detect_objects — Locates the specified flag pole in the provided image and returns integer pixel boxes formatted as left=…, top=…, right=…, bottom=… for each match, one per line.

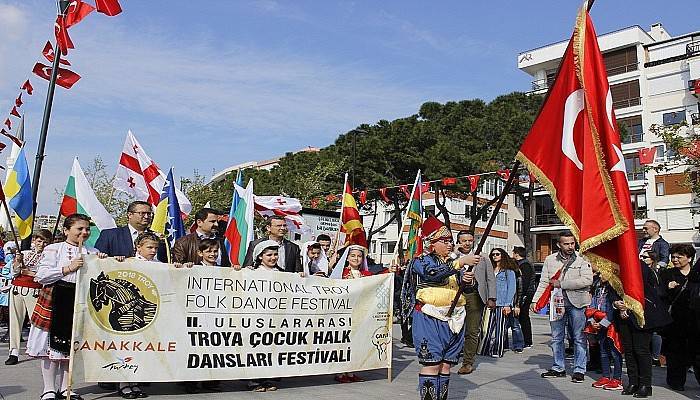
left=330, top=173, right=348, bottom=261
left=389, top=170, right=420, bottom=265
left=0, top=188, right=23, bottom=255
left=447, top=161, right=521, bottom=317
left=24, top=1, right=70, bottom=250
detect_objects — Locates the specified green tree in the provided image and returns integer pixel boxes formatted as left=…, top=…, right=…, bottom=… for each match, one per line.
left=650, top=122, right=700, bottom=205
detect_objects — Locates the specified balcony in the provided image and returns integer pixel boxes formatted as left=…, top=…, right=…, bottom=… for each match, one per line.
left=692, top=113, right=700, bottom=125
left=627, top=170, right=645, bottom=182
left=531, top=79, right=549, bottom=92
left=606, top=62, right=638, bottom=77
left=534, top=213, right=563, bottom=226
left=687, top=41, right=700, bottom=57
left=613, top=97, right=641, bottom=110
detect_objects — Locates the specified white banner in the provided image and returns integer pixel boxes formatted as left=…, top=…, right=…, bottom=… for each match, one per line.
left=71, top=256, right=393, bottom=382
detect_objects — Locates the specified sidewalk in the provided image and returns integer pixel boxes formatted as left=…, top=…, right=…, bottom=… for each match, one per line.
left=0, top=316, right=692, bottom=399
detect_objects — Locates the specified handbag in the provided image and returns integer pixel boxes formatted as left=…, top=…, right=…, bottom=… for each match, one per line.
left=667, top=278, right=688, bottom=315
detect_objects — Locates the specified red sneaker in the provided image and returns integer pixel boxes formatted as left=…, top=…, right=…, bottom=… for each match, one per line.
left=592, top=377, right=611, bottom=388
left=603, top=379, right=623, bottom=391
left=334, top=375, right=353, bottom=383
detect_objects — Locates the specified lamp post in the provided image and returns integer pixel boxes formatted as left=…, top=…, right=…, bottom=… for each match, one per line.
left=350, top=129, right=366, bottom=189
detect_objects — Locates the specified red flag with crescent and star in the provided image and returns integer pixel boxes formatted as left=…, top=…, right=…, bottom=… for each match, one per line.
left=516, top=2, right=645, bottom=325
left=467, top=175, right=480, bottom=192
left=32, top=63, right=81, bottom=89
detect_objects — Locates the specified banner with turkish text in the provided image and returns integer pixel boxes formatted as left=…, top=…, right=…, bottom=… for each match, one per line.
left=71, top=256, right=393, bottom=382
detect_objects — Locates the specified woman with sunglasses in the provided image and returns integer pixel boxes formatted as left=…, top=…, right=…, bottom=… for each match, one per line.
left=477, top=248, right=521, bottom=358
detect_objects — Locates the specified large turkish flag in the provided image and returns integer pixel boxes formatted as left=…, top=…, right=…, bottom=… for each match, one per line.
left=517, top=4, right=645, bottom=325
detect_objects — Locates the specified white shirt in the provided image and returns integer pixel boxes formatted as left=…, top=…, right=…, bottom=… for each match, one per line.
left=128, top=224, right=140, bottom=247
left=35, top=242, right=98, bottom=285
left=273, top=238, right=286, bottom=270
left=639, top=237, right=658, bottom=259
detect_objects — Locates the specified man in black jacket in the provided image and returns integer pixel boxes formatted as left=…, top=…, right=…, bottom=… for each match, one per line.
left=242, top=216, right=302, bottom=272
left=513, top=246, right=536, bottom=348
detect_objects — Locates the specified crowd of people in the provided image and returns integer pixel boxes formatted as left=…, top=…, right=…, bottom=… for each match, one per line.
left=0, top=200, right=698, bottom=400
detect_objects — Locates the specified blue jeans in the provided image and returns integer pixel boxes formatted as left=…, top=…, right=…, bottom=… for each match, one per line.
left=599, top=333, right=622, bottom=379
left=550, top=297, right=587, bottom=373
left=507, top=313, right=525, bottom=351
left=651, top=332, right=662, bottom=360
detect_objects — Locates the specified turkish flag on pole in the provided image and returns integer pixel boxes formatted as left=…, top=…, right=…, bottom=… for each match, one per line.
left=516, top=2, right=645, bottom=324
left=467, top=175, right=480, bottom=192
left=95, top=0, right=122, bottom=16
left=54, top=17, right=74, bottom=55
left=21, top=80, right=33, bottom=95
left=42, top=41, right=71, bottom=66
left=64, top=0, right=95, bottom=28
left=32, top=63, right=81, bottom=89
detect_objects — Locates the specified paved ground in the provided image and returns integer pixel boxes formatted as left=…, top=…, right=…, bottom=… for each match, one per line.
left=0, top=316, right=696, bottom=399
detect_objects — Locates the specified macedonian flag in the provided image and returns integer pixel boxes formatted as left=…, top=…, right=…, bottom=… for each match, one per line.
left=516, top=1, right=644, bottom=325
left=341, top=175, right=368, bottom=249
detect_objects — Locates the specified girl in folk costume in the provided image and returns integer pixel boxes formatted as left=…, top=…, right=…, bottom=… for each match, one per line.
left=27, top=214, right=107, bottom=400
left=402, top=216, right=481, bottom=400
left=247, top=240, right=282, bottom=392
left=478, top=248, right=518, bottom=358
left=329, top=244, right=371, bottom=383
left=5, top=229, right=52, bottom=366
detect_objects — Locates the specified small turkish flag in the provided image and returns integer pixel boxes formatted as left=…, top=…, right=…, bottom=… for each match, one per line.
left=399, top=184, right=410, bottom=200
left=33, top=63, right=81, bottom=89
left=3, top=119, right=10, bottom=130
left=467, top=175, right=480, bottom=192
left=10, top=106, right=20, bottom=118
left=441, top=177, right=457, bottom=186
left=379, top=187, right=391, bottom=203
left=54, top=17, right=74, bottom=55
left=64, top=0, right=95, bottom=28
left=42, top=41, right=71, bottom=66
left=420, top=182, right=430, bottom=194
left=694, top=80, right=700, bottom=95
left=15, top=94, right=22, bottom=108
left=95, top=0, right=122, bottom=16
left=310, top=198, right=319, bottom=208
left=21, top=80, right=33, bottom=95
left=359, top=190, right=367, bottom=205
left=638, top=147, right=656, bottom=165
left=497, top=169, right=511, bottom=181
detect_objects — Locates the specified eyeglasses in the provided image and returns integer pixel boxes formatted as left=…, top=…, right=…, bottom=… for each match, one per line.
left=130, top=211, right=153, bottom=217
left=490, top=253, right=502, bottom=257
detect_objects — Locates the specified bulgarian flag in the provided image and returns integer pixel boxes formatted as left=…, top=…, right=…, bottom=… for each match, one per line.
left=405, top=170, right=423, bottom=260
left=59, top=158, right=117, bottom=246
left=340, top=174, right=368, bottom=248
left=224, top=178, right=254, bottom=266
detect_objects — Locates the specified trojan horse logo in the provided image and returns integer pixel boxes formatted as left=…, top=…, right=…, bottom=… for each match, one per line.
left=89, top=271, right=159, bottom=333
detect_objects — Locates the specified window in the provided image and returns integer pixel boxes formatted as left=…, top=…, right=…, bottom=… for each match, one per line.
left=495, top=211, right=508, bottom=226
left=630, top=191, right=647, bottom=219
left=618, top=115, right=643, bottom=144
left=662, top=110, right=686, bottom=126
left=655, top=145, right=666, bottom=162
left=381, top=241, right=396, bottom=254
left=464, top=204, right=472, bottom=218
left=371, top=241, right=377, bottom=253
left=603, top=47, right=638, bottom=76
left=656, top=182, right=665, bottom=196
left=481, top=209, right=489, bottom=222
left=610, top=80, right=641, bottom=109
left=655, top=173, right=692, bottom=195
left=624, top=154, right=645, bottom=181
left=514, top=220, right=524, bottom=234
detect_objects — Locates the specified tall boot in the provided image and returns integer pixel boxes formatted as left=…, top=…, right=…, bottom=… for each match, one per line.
left=438, top=373, right=450, bottom=400
left=418, top=374, right=439, bottom=400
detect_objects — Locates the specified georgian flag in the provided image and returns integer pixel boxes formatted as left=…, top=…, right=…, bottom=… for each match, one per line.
left=114, top=130, right=192, bottom=215
left=254, top=195, right=310, bottom=234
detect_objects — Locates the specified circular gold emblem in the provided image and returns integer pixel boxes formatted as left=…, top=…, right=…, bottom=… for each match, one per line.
left=88, top=270, right=160, bottom=334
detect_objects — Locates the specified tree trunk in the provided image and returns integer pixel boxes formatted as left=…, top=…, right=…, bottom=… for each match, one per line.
left=434, top=186, right=451, bottom=230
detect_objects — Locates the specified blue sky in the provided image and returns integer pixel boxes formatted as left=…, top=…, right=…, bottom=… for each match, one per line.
left=0, top=0, right=697, bottom=213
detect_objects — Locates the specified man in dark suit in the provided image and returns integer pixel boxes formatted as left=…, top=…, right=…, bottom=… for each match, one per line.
left=95, top=201, right=154, bottom=257
left=243, top=215, right=302, bottom=272
left=172, top=207, right=230, bottom=267
left=512, top=246, right=536, bottom=348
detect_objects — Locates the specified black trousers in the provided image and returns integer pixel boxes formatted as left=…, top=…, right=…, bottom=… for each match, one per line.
left=619, top=321, right=652, bottom=387
left=518, top=301, right=533, bottom=347
left=665, top=349, right=700, bottom=389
